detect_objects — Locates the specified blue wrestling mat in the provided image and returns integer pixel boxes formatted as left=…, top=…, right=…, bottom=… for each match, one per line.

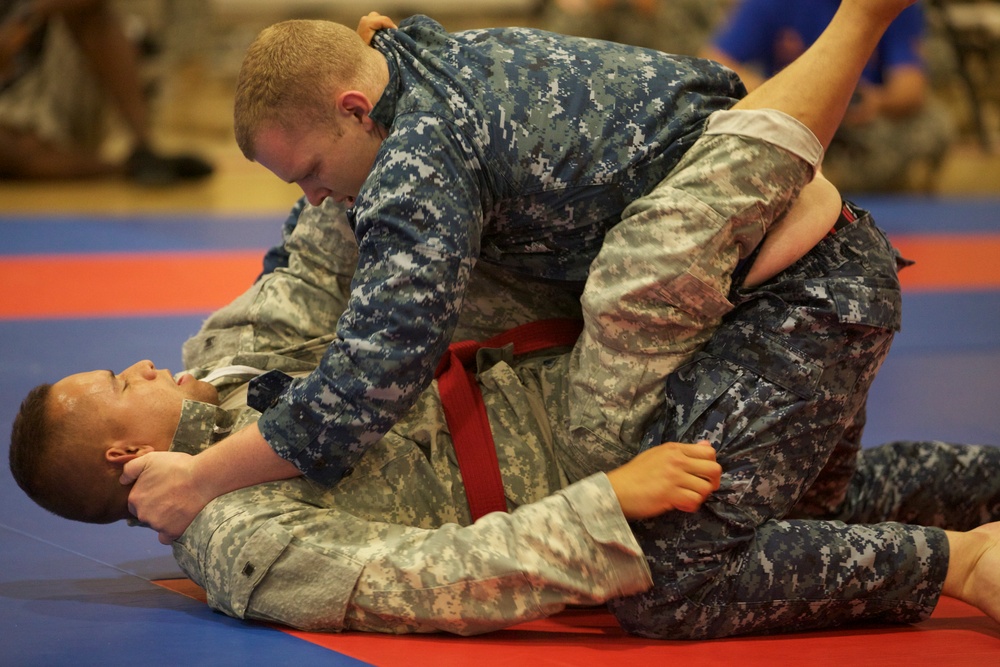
left=2, top=197, right=999, bottom=664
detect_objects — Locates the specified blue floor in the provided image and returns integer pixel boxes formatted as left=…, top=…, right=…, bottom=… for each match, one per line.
left=1, top=215, right=368, bottom=666
left=2, top=196, right=999, bottom=665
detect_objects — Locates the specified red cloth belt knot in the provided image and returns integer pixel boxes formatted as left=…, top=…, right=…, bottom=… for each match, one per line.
left=434, top=318, right=583, bottom=520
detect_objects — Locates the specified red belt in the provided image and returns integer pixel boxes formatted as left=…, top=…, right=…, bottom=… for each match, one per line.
left=434, top=318, right=584, bottom=521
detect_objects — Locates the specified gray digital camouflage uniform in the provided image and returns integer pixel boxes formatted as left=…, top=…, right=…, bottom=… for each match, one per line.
left=173, top=116, right=1000, bottom=637
left=175, top=196, right=651, bottom=636
left=565, top=109, right=821, bottom=477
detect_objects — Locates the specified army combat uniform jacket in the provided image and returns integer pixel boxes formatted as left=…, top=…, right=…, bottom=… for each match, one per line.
left=173, top=198, right=652, bottom=635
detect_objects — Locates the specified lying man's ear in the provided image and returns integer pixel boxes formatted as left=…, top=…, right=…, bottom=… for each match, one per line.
left=105, top=444, right=157, bottom=466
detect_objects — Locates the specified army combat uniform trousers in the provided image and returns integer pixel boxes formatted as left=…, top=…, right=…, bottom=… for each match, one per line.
left=609, top=210, right=1000, bottom=638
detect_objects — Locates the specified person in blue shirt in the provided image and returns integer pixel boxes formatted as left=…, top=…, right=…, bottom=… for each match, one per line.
left=540, top=0, right=728, bottom=57
left=121, top=0, right=923, bottom=545
left=703, top=0, right=954, bottom=192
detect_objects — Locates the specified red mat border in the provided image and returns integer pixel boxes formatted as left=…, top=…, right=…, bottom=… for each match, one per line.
left=153, top=578, right=1000, bottom=666
left=3, top=234, right=999, bottom=320
left=0, top=250, right=263, bottom=320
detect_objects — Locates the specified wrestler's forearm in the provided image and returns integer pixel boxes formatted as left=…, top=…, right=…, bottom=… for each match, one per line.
left=192, top=422, right=301, bottom=498
left=743, top=172, right=842, bottom=288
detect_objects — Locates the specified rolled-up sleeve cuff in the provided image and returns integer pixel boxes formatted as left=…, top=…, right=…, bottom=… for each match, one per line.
left=256, top=402, right=354, bottom=486
left=704, top=108, right=824, bottom=174
left=559, top=473, right=653, bottom=597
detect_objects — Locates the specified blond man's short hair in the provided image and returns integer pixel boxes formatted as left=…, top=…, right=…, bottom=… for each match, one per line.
left=234, top=20, right=379, bottom=159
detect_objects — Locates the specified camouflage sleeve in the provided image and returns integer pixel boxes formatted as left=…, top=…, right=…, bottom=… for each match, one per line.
left=181, top=198, right=359, bottom=373
left=256, top=113, right=484, bottom=485
left=453, top=262, right=583, bottom=341
left=172, top=474, right=652, bottom=635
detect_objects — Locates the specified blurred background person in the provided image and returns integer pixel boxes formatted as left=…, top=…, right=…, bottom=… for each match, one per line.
left=541, top=0, right=730, bottom=56
left=702, top=0, right=955, bottom=193
left=0, top=0, right=212, bottom=183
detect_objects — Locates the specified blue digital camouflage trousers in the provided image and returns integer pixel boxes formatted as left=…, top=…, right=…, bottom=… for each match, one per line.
left=609, top=210, right=1000, bottom=638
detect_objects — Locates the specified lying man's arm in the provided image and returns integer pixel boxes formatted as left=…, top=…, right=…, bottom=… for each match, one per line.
left=173, top=442, right=718, bottom=635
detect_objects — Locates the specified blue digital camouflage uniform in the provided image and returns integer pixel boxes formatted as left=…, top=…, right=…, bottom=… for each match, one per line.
left=605, top=203, right=991, bottom=638
left=173, top=119, right=1000, bottom=637
left=253, top=15, right=746, bottom=486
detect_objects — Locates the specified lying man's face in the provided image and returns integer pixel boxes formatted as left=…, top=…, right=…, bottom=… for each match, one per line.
left=12, top=361, right=221, bottom=524
left=49, top=360, right=219, bottom=453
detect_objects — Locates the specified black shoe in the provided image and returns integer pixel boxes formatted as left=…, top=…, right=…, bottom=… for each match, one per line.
left=126, top=147, right=214, bottom=186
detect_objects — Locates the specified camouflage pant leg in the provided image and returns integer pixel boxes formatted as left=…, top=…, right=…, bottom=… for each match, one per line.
left=617, top=518, right=947, bottom=639
left=788, top=396, right=1000, bottom=527
left=563, top=109, right=821, bottom=481
left=607, top=214, right=951, bottom=638
left=787, top=400, right=869, bottom=517
left=809, top=440, right=1000, bottom=530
